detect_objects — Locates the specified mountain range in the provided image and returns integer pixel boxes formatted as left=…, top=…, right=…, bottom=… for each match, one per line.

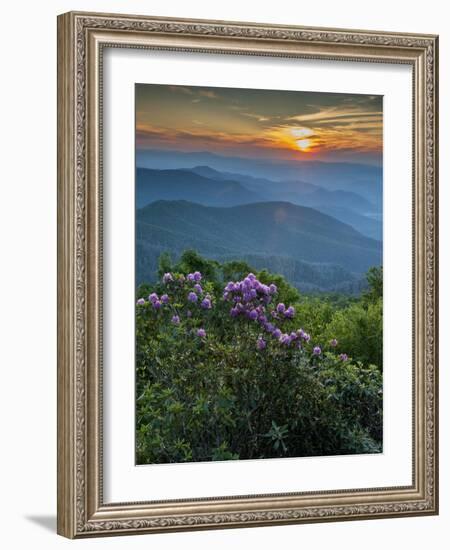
left=136, top=148, right=382, bottom=203
left=136, top=200, right=382, bottom=292
left=136, top=166, right=382, bottom=240
left=136, top=167, right=264, bottom=208
left=134, top=154, right=383, bottom=293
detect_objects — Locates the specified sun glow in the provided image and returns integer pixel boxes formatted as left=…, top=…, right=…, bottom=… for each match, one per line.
left=291, top=127, right=314, bottom=139
left=296, top=139, right=312, bottom=151
left=291, top=127, right=315, bottom=152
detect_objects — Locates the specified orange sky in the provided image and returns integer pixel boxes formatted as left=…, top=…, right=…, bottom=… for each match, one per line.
left=136, top=84, right=383, bottom=165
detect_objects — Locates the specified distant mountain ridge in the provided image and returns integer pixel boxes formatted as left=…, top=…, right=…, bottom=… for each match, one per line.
left=136, top=148, right=382, bottom=180
left=136, top=165, right=382, bottom=240
left=136, top=167, right=264, bottom=208
left=136, top=200, right=382, bottom=289
left=136, top=148, right=382, bottom=202
left=190, top=165, right=322, bottom=196
left=188, top=165, right=376, bottom=211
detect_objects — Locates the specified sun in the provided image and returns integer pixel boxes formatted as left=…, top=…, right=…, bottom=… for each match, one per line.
left=264, top=125, right=317, bottom=155
left=296, top=139, right=312, bottom=152
left=289, top=127, right=315, bottom=152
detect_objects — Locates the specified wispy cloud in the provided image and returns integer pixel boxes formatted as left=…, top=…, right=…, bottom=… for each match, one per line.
left=136, top=84, right=383, bottom=163
left=199, top=89, right=220, bottom=99
left=288, top=105, right=382, bottom=126
left=167, top=85, right=195, bottom=96
left=136, top=116, right=381, bottom=161
left=240, top=112, right=272, bottom=122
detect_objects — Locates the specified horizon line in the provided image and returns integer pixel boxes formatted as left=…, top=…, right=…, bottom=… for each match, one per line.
left=136, top=146, right=383, bottom=169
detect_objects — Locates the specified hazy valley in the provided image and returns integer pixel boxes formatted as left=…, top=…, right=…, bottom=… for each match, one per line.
left=135, top=152, right=383, bottom=294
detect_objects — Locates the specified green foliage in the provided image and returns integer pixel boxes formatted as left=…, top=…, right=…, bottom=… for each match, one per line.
left=293, top=296, right=336, bottom=337
left=256, top=269, right=300, bottom=305
left=222, top=259, right=255, bottom=283
left=323, top=301, right=383, bottom=369
left=170, top=249, right=221, bottom=285
left=157, top=251, right=173, bottom=277
left=136, top=252, right=383, bottom=464
left=293, top=267, right=383, bottom=369
left=362, top=266, right=383, bottom=304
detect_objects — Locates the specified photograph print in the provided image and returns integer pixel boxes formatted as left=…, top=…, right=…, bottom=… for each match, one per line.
left=135, top=83, right=383, bottom=465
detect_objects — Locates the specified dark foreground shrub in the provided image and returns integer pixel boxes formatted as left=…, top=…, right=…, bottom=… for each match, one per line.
left=136, top=266, right=382, bottom=463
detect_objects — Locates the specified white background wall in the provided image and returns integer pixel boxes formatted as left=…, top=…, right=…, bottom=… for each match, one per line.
left=0, top=1, right=447, bottom=548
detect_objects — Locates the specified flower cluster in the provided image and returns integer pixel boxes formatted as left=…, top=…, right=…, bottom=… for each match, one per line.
left=162, top=270, right=213, bottom=311
left=137, top=270, right=348, bottom=361
left=136, top=291, right=171, bottom=310
left=223, top=273, right=316, bottom=350
left=187, top=271, right=202, bottom=282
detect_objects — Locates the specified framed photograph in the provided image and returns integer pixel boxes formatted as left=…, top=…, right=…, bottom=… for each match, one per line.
left=57, top=11, right=439, bottom=538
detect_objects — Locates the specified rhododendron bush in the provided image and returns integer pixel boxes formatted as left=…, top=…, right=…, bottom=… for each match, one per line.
left=136, top=251, right=382, bottom=464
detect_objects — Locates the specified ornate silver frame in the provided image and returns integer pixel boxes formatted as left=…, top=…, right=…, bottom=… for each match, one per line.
left=57, top=11, right=439, bottom=538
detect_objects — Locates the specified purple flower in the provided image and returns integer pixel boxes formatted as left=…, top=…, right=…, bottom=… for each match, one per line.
left=187, top=273, right=195, bottom=281
left=136, top=298, right=145, bottom=306
left=330, top=338, right=338, bottom=347
left=265, top=322, right=275, bottom=333
left=248, top=309, right=258, bottom=321
left=280, top=333, right=291, bottom=346
left=313, top=346, right=321, bottom=355
left=188, top=292, right=198, bottom=303
left=247, top=273, right=256, bottom=280
left=290, top=332, right=298, bottom=341
left=302, top=332, right=311, bottom=342
left=171, top=315, right=180, bottom=325
left=193, top=271, right=202, bottom=282
left=285, top=306, right=295, bottom=318
left=225, top=282, right=235, bottom=292
left=243, top=277, right=252, bottom=290
left=269, top=283, right=277, bottom=294
left=230, top=307, right=239, bottom=318
left=160, top=294, right=169, bottom=304
left=276, top=303, right=286, bottom=314
left=153, top=300, right=162, bottom=310
left=256, top=337, right=266, bottom=350
left=162, top=272, right=173, bottom=284
left=339, top=353, right=348, bottom=362
left=194, top=283, right=203, bottom=294
left=201, top=298, right=212, bottom=309
left=249, top=288, right=257, bottom=299
left=273, top=328, right=282, bottom=339
left=197, top=328, right=206, bottom=338
left=148, top=292, right=159, bottom=303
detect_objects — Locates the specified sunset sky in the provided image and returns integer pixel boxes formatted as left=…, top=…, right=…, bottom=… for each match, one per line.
left=136, top=84, right=383, bottom=165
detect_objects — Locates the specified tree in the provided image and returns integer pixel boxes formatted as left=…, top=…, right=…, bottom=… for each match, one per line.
left=363, top=266, right=383, bottom=304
